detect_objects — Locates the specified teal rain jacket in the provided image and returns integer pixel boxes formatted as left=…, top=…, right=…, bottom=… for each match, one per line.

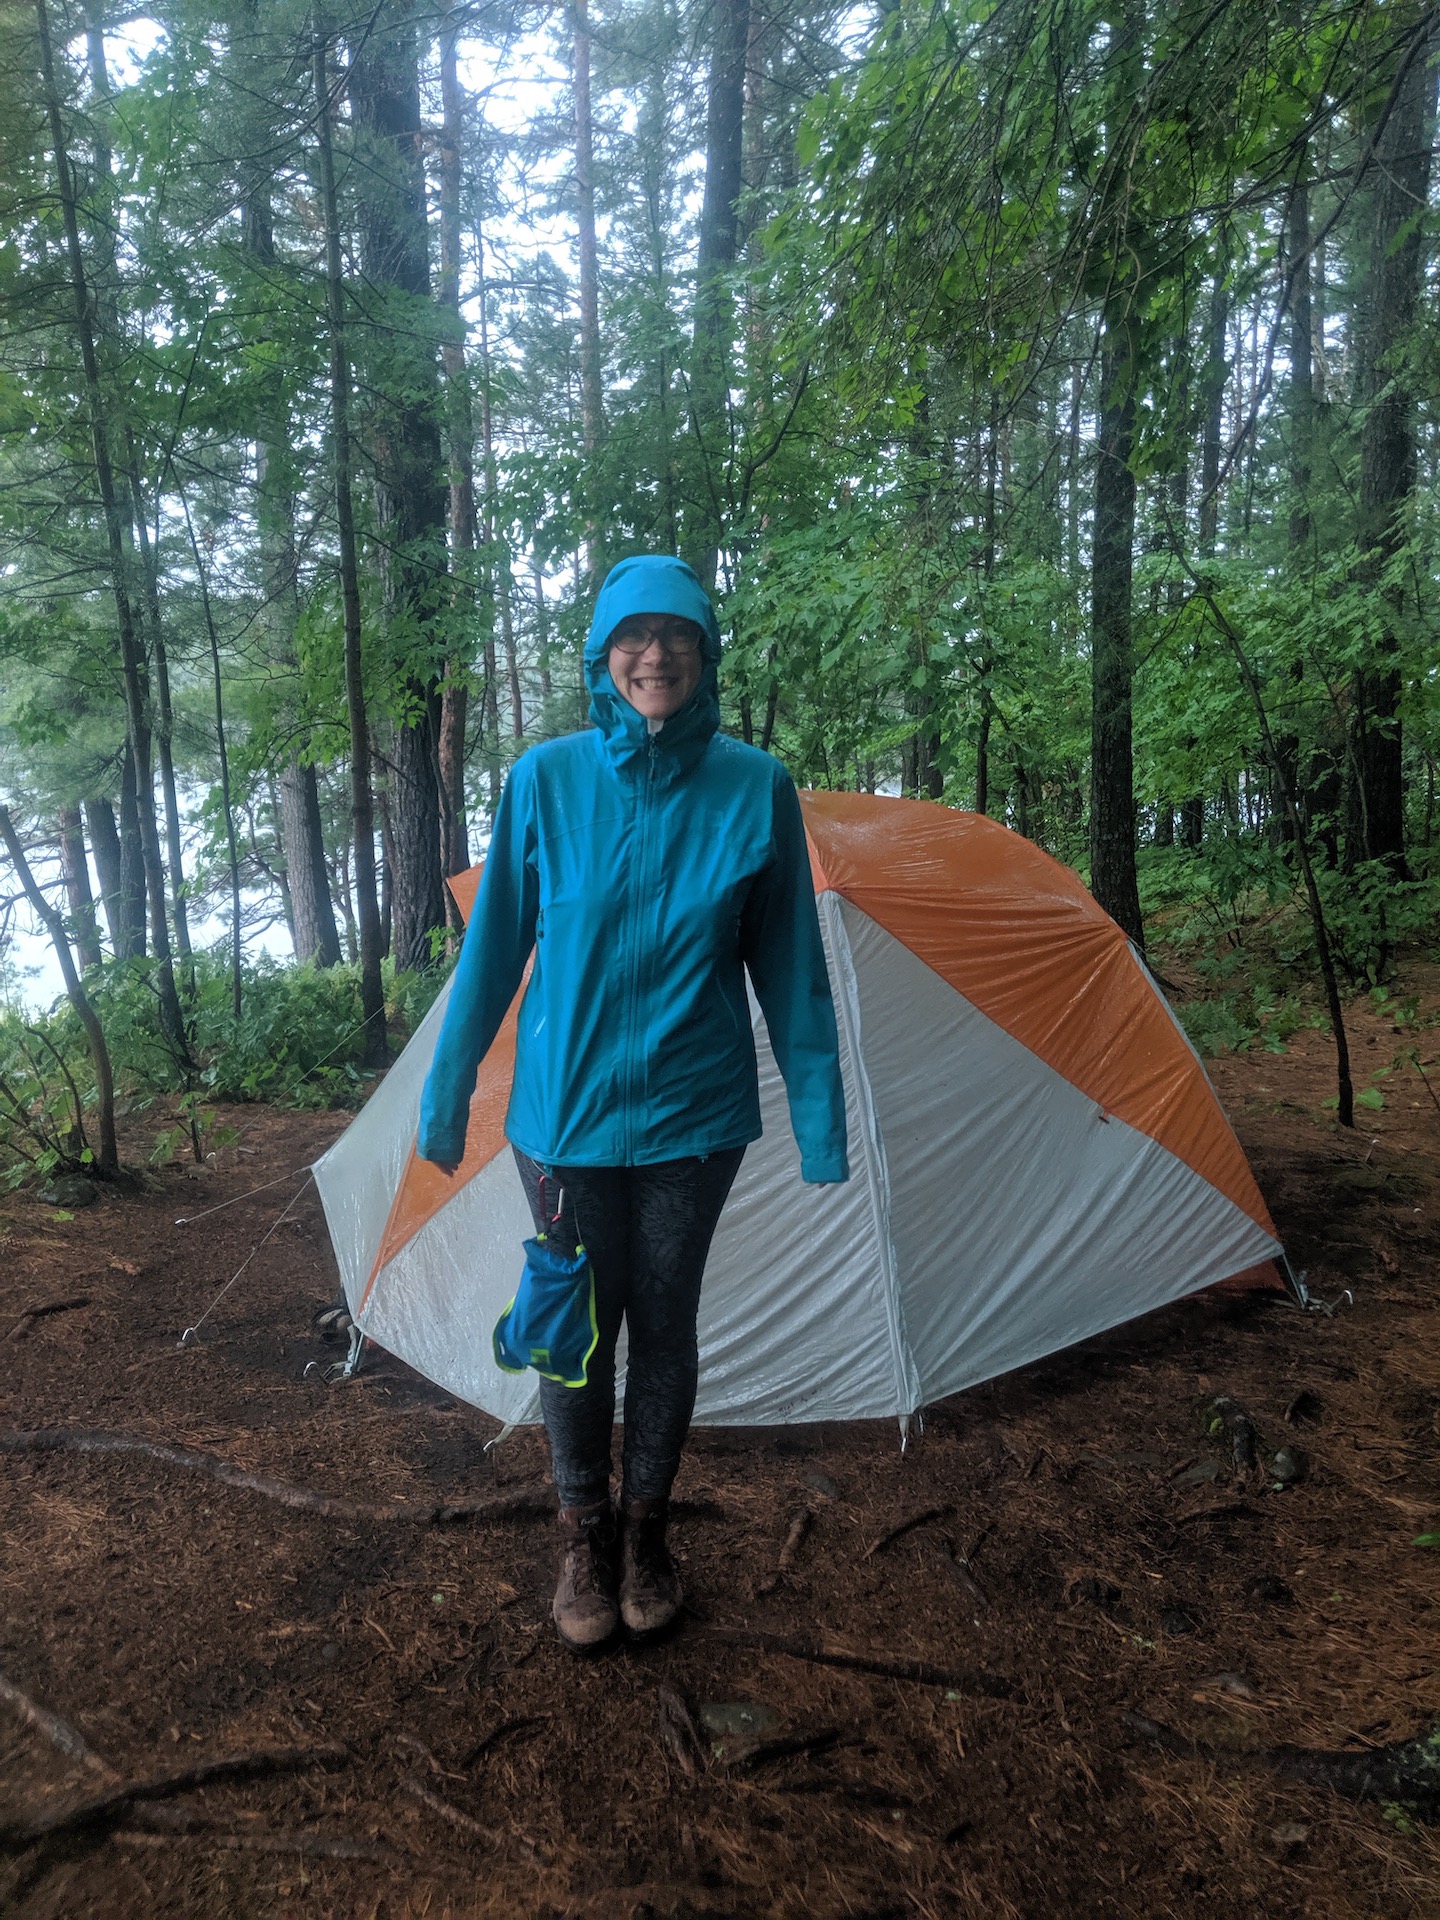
left=417, top=555, right=849, bottom=1183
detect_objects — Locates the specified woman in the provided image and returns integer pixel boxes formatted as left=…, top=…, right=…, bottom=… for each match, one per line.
left=418, top=554, right=848, bottom=1649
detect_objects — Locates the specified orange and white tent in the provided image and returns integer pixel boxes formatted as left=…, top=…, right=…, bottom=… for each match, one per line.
left=314, top=791, right=1284, bottom=1428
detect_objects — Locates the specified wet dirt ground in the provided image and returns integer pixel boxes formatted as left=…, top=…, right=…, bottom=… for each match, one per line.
left=1, top=976, right=1438, bottom=1918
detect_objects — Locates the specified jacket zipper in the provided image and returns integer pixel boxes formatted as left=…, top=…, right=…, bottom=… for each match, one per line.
left=622, top=738, right=658, bottom=1163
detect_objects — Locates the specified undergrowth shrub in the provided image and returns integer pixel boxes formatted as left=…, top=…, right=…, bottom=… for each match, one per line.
left=0, top=947, right=451, bottom=1181
left=1140, top=838, right=1440, bottom=1059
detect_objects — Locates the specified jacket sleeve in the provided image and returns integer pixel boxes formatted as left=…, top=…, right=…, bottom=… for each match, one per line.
left=417, top=760, right=538, bottom=1165
left=740, top=770, right=850, bottom=1184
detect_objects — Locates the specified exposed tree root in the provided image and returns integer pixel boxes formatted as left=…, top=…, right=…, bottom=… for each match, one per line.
left=0, top=1428, right=548, bottom=1526
left=702, top=1625, right=1017, bottom=1699
left=0, top=1743, right=350, bottom=1850
left=863, top=1504, right=951, bottom=1559
left=7, top=1297, right=91, bottom=1343
left=116, top=1807, right=396, bottom=1861
left=398, top=1773, right=489, bottom=1840
left=0, top=1672, right=118, bottom=1781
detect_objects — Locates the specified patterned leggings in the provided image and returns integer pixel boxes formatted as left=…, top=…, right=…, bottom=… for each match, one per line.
left=512, top=1146, right=745, bottom=1509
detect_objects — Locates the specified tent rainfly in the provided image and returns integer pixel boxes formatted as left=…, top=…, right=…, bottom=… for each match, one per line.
left=314, top=791, right=1286, bottom=1429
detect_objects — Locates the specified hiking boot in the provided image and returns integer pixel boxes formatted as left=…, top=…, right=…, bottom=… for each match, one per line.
left=552, top=1499, right=619, bottom=1651
left=620, top=1495, right=682, bottom=1635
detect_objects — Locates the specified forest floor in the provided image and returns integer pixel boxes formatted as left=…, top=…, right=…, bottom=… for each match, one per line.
left=1, top=967, right=1439, bottom=1920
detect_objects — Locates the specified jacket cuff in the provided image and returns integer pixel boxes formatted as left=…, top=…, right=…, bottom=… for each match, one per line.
left=801, top=1149, right=849, bottom=1185
left=417, top=1130, right=465, bottom=1166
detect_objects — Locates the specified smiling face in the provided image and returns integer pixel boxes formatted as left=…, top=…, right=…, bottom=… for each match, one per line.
left=607, top=615, right=705, bottom=723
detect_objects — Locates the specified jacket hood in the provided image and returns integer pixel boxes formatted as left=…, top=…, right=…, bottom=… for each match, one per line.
left=585, top=555, right=721, bottom=774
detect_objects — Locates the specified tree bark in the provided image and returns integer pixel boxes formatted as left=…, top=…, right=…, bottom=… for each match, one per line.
left=35, top=0, right=189, bottom=1059
left=116, top=740, right=146, bottom=958
left=1276, top=171, right=1314, bottom=848
left=313, top=22, right=386, bottom=1064
left=686, top=0, right=751, bottom=588
left=1089, top=312, right=1144, bottom=947
left=239, top=19, right=343, bottom=970
left=438, top=13, right=474, bottom=895
left=1347, top=12, right=1434, bottom=877
left=58, top=809, right=103, bottom=972
left=348, top=0, right=449, bottom=975
left=574, top=0, right=604, bottom=582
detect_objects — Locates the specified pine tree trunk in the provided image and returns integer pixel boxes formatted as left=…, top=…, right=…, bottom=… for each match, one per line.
left=58, top=808, right=103, bottom=972
left=35, top=0, right=188, bottom=1058
left=574, top=0, right=604, bottom=582
left=116, top=744, right=147, bottom=959
left=1347, top=13, right=1434, bottom=877
left=347, top=0, right=448, bottom=977
left=240, top=38, right=343, bottom=969
left=1276, top=172, right=1314, bottom=848
left=314, top=21, right=386, bottom=1063
left=687, top=0, right=751, bottom=587
left=438, top=14, right=474, bottom=893
left=1089, top=312, right=1144, bottom=947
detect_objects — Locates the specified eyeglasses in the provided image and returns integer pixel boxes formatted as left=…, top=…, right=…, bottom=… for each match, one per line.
left=610, top=621, right=702, bottom=657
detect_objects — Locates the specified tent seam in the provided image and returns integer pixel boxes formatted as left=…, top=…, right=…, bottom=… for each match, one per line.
left=820, top=892, right=921, bottom=1420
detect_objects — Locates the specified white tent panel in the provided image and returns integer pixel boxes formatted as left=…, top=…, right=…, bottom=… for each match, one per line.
left=836, top=901, right=1281, bottom=1402
left=358, top=1147, right=540, bottom=1425
left=313, top=978, right=457, bottom=1299
left=690, top=901, right=912, bottom=1423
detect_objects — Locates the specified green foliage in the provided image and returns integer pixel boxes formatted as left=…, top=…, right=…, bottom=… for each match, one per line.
left=0, top=950, right=448, bottom=1180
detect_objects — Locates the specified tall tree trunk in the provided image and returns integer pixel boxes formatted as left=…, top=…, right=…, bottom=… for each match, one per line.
left=574, top=0, right=604, bottom=582
left=1089, top=310, right=1143, bottom=946
left=86, top=18, right=192, bottom=969
left=116, top=741, right=147, bottom=957
left=37, top=0, right=188, bottom=1057
left=125, top=450, right=192, bottom=964
left=58, top=809, right=103, bottom=972
left=1180, top=273, right=1230, bottom=852
left=1275, top=172, right=1315, bottom=849
left=238, top=15, right=343, bottom=969
left=474, top=218, right=503, bottom=817
left=85, top=797, right=127, bottom=959
left=438, top=13, right=474, bottom=892
left=348, top=0, right=449, bottom=976
left=686, top=0, right=750, bottom=587
left=1347, top=13, right=1433, bottom=877
left=314, top=21, right=386, bottom=1063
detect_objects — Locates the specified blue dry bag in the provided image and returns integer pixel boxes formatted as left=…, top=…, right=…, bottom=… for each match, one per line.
left=493, top=1215, right=599, bottom=1389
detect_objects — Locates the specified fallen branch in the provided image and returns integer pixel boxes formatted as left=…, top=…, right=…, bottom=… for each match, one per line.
left=757, top=1508, right=812, bottom=1595
left=398, top=1773, right=488, bottom=1840
left=863, top=1504, right=950, bottom=1560
left=654, top=1685, right=706, bottom=1778
left=459, top=1715, right=548, bottom=1770
left=716, top=1727, right=840, bottom=1773
left=1173, top=1501, right=1258, bottom=1526
left=0, top=1428, right=548, bottom=1527
left=941, top=1544, right=988, bottom=1613
left=116, top=1806, right=395, bottom=1861
left=7, top=1296, right=91, bottom=1343
left=0, top=1743, right=349, bottom=1850
left=701, top=1625, right=1017, bottom=1700
left=1125, top=1711, right=1440, bottom=1816
left=0, top=1671, right=118, bottom=1781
